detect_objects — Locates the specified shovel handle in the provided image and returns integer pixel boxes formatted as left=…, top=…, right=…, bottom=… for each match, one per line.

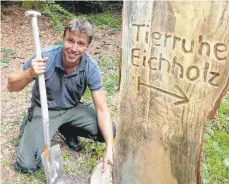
left=27, top=12, right=51, bottom=149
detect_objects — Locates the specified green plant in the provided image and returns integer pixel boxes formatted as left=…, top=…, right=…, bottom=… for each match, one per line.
left=218, top=94, right=229, bottom=132
left=42, top=2, right=121, bottom=32
left=52, top=39, right=63, bottom=45
left=11, top=137, right=20, bottom=147
left=81, top=87, right=92, bottom=103
left=80, top=138, right=106, bottom=173
left=219, top=94, right=229, bottom=115
left=99, top=56, right=120, bottom=94
left=202, top=93, right=229, bottom=183
left=62, top=138, right=106, bottom=177
left=63, top=150, right=71, bottom=161
left=1, top=158, right=10, bottom=168
left=103, top=74, right=119, bottom=94
left=25, top=168, right=46, bottom=183
left=0, top=47, right=16, bottom=63
left=11, top=167, right=46, bottom=184
left=202, top=132, right=229, bottom=183
left=42, top=2, right=74, bottom=32
left=77, top=12, right=121, bottom=30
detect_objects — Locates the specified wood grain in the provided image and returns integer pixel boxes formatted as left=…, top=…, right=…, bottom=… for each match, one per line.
left=114, top=1, right=229, bottom=184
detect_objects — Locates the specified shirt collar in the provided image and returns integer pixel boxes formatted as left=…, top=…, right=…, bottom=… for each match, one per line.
left=77, top=54, right=87, bottom=72
left=55, top=46, right=87, bottom=74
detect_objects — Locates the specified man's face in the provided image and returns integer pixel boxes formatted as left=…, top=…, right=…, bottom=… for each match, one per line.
left=62, top=30, right=89, bottom=67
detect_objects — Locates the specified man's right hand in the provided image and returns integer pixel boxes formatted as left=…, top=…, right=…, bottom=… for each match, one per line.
left=29, top=57, right=49, bottom=78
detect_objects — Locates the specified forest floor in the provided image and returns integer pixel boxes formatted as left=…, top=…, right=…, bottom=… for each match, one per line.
left=1, top=4, right=121, bottom=184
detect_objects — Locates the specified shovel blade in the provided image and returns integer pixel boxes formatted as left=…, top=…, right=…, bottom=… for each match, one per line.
left=41, top=144, right=64, bottom=184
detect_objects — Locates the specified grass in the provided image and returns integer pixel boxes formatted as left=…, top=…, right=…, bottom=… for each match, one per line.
left=99, top=55, right=120, bottom=95
left=0, top=47, right=16, bottom=63
left=77, top=138, right=106, bottom=174
left=202, top=93, right=229, bottom=184
left=77, top=12, right=121, bottom=30
left=59, top=138, right=106, bottom=179
left=12, top=169, right=46, bottom=184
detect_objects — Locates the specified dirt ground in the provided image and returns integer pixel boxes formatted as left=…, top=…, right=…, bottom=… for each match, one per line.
left=1, top=5, right=121, bottom=184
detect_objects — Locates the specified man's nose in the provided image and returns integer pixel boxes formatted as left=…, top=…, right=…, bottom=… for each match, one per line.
left=70, top=43, right=79, bottom=51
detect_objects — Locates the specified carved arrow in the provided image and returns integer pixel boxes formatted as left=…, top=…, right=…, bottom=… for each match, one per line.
left=137, top=77, right=189, bottom=106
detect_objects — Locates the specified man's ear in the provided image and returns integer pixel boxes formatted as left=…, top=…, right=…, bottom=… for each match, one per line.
left=86, top=41, right=90, bottom=50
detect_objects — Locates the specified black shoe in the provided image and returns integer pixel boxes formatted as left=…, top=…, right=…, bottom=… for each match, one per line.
left=66, top=137, right=83, bottom=152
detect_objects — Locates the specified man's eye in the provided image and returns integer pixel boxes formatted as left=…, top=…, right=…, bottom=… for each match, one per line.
left=78, top=42, right=85, bottom=46
left=67, top=39, right=74, bottom=43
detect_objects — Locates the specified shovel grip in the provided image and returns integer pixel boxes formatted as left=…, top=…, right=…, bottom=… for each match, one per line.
left=30, top=15, right=51, bottom=148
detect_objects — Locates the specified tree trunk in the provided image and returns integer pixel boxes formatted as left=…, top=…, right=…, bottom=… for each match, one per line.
left=208, top=76, right=229, bottom=119
left=114, top=1, right=229, bottom=184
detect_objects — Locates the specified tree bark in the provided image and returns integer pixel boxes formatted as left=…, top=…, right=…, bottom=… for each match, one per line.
left=208, top=76, right=229, bottom=119
left=114, top=1, right=229, bottom=184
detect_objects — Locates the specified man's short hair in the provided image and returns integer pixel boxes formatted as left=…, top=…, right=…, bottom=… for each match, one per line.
left=63, top=19, right=93, bottom=45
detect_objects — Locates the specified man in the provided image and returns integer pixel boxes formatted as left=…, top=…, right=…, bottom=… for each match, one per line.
left=7, top=19, right=114, bottom=173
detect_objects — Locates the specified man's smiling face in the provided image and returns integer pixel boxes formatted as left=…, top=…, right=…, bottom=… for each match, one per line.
left=62, top=30, right=89, bottom=68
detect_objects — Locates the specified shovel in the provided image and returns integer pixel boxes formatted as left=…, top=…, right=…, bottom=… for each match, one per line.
left=25, top=10, right=64, bottom=184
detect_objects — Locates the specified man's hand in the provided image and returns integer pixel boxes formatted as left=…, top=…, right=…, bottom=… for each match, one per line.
left=8, top=56, right=48, bottom=92
left=29, top=57, right=49, bottom=78
left=102, top=148, right=113, bottom=173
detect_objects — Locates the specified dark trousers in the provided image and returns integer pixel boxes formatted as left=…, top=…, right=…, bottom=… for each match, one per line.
left=16, top=103, right=115, bottom=173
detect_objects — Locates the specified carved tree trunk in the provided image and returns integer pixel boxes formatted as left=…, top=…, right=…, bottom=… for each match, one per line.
left=208, top=76, right=229, bottom=119
left=114, top=1, right=229, bottom=184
